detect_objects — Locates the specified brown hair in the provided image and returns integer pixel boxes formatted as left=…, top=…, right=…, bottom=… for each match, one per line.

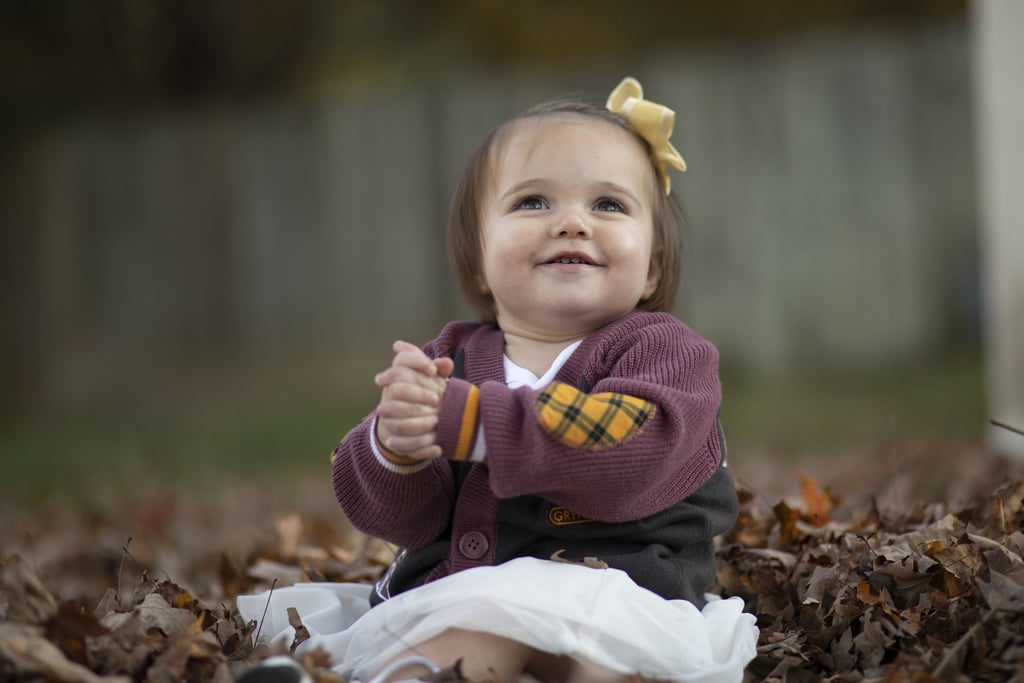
left=446, top=98, right=685, bottom=323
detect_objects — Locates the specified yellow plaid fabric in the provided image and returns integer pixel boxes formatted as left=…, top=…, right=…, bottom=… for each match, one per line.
left=535, top=382, right=655, bottom=450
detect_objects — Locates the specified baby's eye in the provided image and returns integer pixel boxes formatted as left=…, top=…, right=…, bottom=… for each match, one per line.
left=513, top=196, right=548, bottom=211
left=593, top=198, right=625, bottom=213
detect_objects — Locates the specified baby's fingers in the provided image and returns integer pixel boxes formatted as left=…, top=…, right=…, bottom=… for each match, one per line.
left=377, top=398, right=438, bottom=419
left=384, top=441, right=443, bottom=461
left=391, top=340, right=437, bottom=376
left=378, top=413, right=439, bottom=437
left=434, top=356, right=455, bottom=379
left=377, top=417, right=443, bottom=460
left=376, top=377, right=442, bottom=406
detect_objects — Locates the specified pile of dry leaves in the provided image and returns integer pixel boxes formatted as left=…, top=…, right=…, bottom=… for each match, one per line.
left=0, top=516, right=396, bottom=683
left=2, top=442, right=1024, bottom=682
left=718, top=474, right=1024, bottom=681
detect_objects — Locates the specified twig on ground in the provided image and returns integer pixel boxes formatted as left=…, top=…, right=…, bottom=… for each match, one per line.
left=117, top=537, right=135, bottom=609
left=252, top=578, right=278, bottom=651
left=991, top=419, right=1024, bottom=437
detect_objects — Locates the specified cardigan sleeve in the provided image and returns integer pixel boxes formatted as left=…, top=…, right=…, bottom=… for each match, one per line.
left=330, top=330, right=467, bottom=550
left=433, top=316, right=723, bottom=523
left=330, top=417, right=455, bottom=549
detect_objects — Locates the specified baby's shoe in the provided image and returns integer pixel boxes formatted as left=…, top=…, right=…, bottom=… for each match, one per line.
left=236, top=655, right=312, bottom=683
left=237, top=653, right=442, bottom=683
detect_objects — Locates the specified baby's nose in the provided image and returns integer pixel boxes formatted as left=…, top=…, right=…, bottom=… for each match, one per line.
left=552, top=210, right=592, bottom=238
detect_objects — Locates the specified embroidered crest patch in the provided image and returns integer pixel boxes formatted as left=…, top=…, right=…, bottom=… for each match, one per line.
left=547, top=506, right=594, bottom=526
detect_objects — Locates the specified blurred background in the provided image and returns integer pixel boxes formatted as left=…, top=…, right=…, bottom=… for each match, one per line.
left=1, top=0, right=1020, bottom=513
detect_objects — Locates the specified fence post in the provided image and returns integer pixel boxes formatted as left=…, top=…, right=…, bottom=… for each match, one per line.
left=974, top=0, right=1024, bottom=458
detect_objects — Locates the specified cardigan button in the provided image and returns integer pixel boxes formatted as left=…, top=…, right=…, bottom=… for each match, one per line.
left=457, top=531, right=489, bottom=559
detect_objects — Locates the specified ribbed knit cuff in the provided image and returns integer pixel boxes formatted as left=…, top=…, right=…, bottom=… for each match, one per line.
left=436, top=378, right=485, bottom=462
left=369, top=415, right=432, bottom=474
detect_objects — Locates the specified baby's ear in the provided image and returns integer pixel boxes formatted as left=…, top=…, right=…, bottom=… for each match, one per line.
left=476, top=274, right=491, bottom=296
left=642, top=259, right=660, bottom=300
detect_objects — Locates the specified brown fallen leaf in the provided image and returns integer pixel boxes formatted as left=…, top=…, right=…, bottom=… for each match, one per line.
left=99, top=592, right=197, bottom=638
left=247, top=558, right=307, bottom=587
left=299, top=647, right=347, bottom=683
left=1, top=554, right=59, bottom=624
left=549, top=548, right=609, bottom=569
left=772, top=499, right=803, bottom=547
left=976, top=546, right=1024, bottom=614
left=798, top=564, right=838, bottom=606
left=278, top=514, right=304, bottom=561
left=0, top=622, right=131, bottom=683
left=287, top=606, right=311, bottom=653
left=146, top=622, right=233, bottom=683
left=798, top=474, right=838, bottom=527
left=45, top=601, right=110, bottom=667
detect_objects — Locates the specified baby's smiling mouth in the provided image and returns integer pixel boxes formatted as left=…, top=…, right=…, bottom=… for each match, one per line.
left=543, top=252, right=598, bottom=266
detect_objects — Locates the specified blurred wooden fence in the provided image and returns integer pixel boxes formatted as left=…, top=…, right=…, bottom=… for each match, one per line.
left=2, top=20, right=977, bottom=408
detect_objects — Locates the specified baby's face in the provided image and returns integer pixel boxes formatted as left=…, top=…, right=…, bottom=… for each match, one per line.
left=478, top=114, right=659, bottom=340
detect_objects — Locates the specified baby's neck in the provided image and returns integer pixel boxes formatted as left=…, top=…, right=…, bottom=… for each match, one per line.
left=502, top=332, right=584, bottom=378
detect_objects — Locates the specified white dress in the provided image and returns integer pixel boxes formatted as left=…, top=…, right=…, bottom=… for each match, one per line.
left=237, top=557, right=757, bottom=682
left=236, top=345, right=758, bottom=681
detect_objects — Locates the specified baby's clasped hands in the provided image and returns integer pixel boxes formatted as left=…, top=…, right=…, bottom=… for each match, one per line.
left=373, top=340, right=454, bottom=460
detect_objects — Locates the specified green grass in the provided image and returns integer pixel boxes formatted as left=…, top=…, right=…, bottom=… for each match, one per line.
left=0, top=399, right=373, bottom=509
left=1, top=353, right=985, bottom=508
left=720, top=352, right=985, bottom=455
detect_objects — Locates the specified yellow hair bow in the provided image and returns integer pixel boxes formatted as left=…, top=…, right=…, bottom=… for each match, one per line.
left=606, top=76, right=686, bottom=195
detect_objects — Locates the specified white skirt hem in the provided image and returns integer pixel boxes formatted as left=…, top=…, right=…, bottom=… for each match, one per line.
left=236, top=557, right=757, bottom=682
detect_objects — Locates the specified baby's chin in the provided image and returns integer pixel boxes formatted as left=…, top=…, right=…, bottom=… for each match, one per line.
left=503, top=305, right=637, bottom=338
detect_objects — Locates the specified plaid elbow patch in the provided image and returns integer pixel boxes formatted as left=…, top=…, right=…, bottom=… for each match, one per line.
left=535, top=382, right=654, bottom=450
